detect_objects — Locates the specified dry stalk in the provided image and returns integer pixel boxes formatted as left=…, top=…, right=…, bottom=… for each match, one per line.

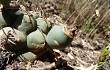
left=64, top=0, right=87, bottom=25
left=84, top=11, right=109, bottom=41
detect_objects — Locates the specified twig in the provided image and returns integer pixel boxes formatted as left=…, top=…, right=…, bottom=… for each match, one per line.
left=99, top=26, right=110, bottom=35
left=76, top=56, right=90, bottom=66
left=92, top=15, right=109, bottom=36
left=64, top=0, right=87, bottom=25
left=84, top=11, right=109, bottom=41
left=73, top=1, right=90, bottom=24
left=36, top=1, right=50, bottom=27
left=31, top=62, right=55, bottom=70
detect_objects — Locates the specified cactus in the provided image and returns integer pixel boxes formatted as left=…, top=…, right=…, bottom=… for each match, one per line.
left=16, top=50, right=37, bottom=62
left=0, top=1, right=74, bottom=62
left=12, top=13, right=37, bottom=35
left=0, top=27, right=27, bottom=51
left=46, top=25, right=73, bottom=50
left=36, top=17, right=52, bottom=34
left=27, top=29, right=46, bottom=53
left=0, top=12, right=8, bottom=28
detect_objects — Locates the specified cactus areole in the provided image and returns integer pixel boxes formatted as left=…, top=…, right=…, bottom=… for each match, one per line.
left=46, top=25, right=73, bottom=50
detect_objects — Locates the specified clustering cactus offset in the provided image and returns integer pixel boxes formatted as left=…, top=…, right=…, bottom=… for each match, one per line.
left=36, top=17, right=52, bottom=34
left=0, top=0, right=74, bottom=62
left=46, top=25, right=73, bottom=50
left=16, top=50, right=37, bottom=62
left=27, top=28, right=46, bottom=53
left=13, top=13, right=37, bottom=35
left=0, top=27, right=27, bottom=51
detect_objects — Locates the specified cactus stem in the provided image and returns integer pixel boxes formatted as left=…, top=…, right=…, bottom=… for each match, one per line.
left=28, top=11, right=37, bottom=26
left=25, top=11, right=37, bottom=30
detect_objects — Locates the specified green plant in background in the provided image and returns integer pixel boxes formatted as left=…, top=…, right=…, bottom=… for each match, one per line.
left=97, top=44, right=110, bottom=69
left=81, top=17, right=94, bottom=33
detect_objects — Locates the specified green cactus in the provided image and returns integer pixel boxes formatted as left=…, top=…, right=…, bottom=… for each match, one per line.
left=12, top=14, right=37, bottom=35
left=0, top=12, right=8, bottom=28
left=27, top=29, right=46, bottom=53
left=16, top=50, right=37, bottom=62
left=36, top=17, right=52, bottom=34
left=46, top=25, right=73, bottom=50
left=0, top=0, right=11, bottom=7
left=0, top=27, right=27, bottom=51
